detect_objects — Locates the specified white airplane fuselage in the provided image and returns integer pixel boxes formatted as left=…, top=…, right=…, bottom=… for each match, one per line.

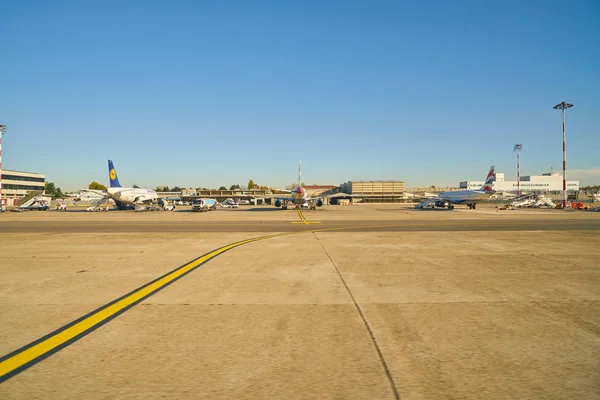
left=438, top=190, right=492, bottom=204
left=107, top=187, right=158, bottom=204
left=415, top=166, right=496, bottom=210
left=290, top=186, right=308, bottom=205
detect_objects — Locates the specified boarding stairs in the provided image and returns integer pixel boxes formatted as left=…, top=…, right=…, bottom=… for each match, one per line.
left=18, top=195, right=51, bottom=209
left=534, top=195, right=556, bottom=208
left=509, top=193, right=556, bottom=209
left=414, top=198, right=436, bottom=209
left=87, top=198, right=111, bottom=211
left=17, top=191, right=43, bottom=207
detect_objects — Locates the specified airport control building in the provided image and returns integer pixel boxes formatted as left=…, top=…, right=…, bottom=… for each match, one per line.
left=0, top=169, right=46, bottom=206
left=460, top=171, right=579, bottom=192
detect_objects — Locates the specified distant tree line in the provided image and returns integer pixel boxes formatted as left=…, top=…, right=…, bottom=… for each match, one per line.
left=85, top=180, right=294, bottom=194
left=154, top=186, right=183, bottom=192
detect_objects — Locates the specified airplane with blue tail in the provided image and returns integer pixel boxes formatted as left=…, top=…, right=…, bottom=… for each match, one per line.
left=83, top=160, right=160, bottom=210
left=106, top=160, right=159, bottom=207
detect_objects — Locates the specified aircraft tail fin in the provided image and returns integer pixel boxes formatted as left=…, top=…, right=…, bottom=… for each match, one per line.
left=108, top=160, right=122, bottom=188
left=479, top=166, right=495, bottom=192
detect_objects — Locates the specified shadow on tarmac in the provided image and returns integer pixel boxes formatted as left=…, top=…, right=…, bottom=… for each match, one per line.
left=247, top=207, right=285, bottom=212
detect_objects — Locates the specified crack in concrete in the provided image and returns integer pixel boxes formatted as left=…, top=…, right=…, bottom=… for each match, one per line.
left=313, top=232, right=401, bottom=400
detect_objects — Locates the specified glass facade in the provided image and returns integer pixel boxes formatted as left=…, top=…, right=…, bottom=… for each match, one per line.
left=3, top=184, right=45, bottom=191
left=1, top=174, right=45, bottom=183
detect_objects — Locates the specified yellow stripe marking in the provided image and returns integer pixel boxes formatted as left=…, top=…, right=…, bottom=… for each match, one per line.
left=293, top=208, right=321, bottom=224
left=0, top=233, right=288, bottom=382
left=0, top=222, right=402, bottom=381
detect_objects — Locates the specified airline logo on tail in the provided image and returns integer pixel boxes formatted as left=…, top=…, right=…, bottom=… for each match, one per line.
left=108, top=160, right=122, bottom=188
left=481, top=166, right=495, bottom=192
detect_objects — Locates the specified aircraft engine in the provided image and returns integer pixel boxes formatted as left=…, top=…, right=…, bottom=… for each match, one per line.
left=434, top=200, right=447, bottom=208
left=316, top=199, right=323, bottom=207
left=115, top=200, right=128, bottom=210
left=275, top=199, right=282, bottom=208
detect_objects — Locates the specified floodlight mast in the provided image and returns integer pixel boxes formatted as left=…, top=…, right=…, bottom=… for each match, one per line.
left=553, top=102, right=573, bottom=209
left=0, top=124, right=6, bottom=207
left=513, top=144, right=523, bottom=196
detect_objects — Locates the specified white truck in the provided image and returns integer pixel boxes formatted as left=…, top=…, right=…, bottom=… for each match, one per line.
left=191, top=198, right=218, bottom=212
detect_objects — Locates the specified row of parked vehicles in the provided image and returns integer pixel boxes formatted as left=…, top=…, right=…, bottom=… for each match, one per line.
left=191, top=198, right=244, bottom=212
left=5, top=196, right=252, bottom=213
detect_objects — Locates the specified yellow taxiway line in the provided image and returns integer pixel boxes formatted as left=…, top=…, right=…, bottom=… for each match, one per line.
left=0, top=220, right=403, bottom=383
left=291, top=208, right=321, bottom=224
left=0, top=232, right=289, bottom=383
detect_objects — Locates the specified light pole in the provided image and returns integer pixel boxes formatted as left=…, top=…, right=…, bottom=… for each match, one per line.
left=0, top=124, right=6, bottom=207
left=513, top=144, right=523, bottom=196
left=553, top=102, right=573, bottom=209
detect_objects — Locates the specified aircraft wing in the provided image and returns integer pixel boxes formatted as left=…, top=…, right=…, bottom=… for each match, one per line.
left=80, top=189, right=107, bottom=196
left=74, top=189, right=109, bottom=200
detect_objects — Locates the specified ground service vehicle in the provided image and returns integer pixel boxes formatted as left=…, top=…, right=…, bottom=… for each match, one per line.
left=192, top=198, right=218, bottom=212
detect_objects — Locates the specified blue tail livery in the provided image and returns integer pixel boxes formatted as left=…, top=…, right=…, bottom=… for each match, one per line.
left=108, top=160, right=122, bottom=188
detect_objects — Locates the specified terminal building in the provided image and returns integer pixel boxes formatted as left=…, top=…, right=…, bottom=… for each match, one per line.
left=303, top=185, right=338, bottom=197
left=181, top=188, right=268, bottom=198
left=339, top=180, right=405, bottom=203
left=0, top=169, right=46, bottom=206
left=460, top=171, right=579, bottom=192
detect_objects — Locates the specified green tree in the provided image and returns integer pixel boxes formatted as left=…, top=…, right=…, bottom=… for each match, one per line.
left=229, top=184, right=240, bottom=190
left=248, top=179, right=256, bottom=189
left=89, top=181, right=107, bottom=190
left=218, top=186, right=228, bottom=190
left=45, top=182, right=55, bottom=195
left=132, top=184, right=140, bottom=188
left=44, top=182, right=65, bottom=197
left=171, top=186, right=182, bottom=192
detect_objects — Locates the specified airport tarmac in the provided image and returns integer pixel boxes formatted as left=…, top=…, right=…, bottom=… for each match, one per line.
left=1, top=204, right=599, bottom=399
left=2, top=204, right=600, bottom=232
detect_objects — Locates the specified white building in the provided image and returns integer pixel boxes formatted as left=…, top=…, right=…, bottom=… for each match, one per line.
left=67, top=190, right=106, bottom=202
left=1, top=169, right=46, bottom=206
left=460, top=171, right=579, bottom=193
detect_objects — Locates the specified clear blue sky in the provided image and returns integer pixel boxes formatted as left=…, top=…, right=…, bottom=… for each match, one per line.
left=1, top=0, right=599, bottom=190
